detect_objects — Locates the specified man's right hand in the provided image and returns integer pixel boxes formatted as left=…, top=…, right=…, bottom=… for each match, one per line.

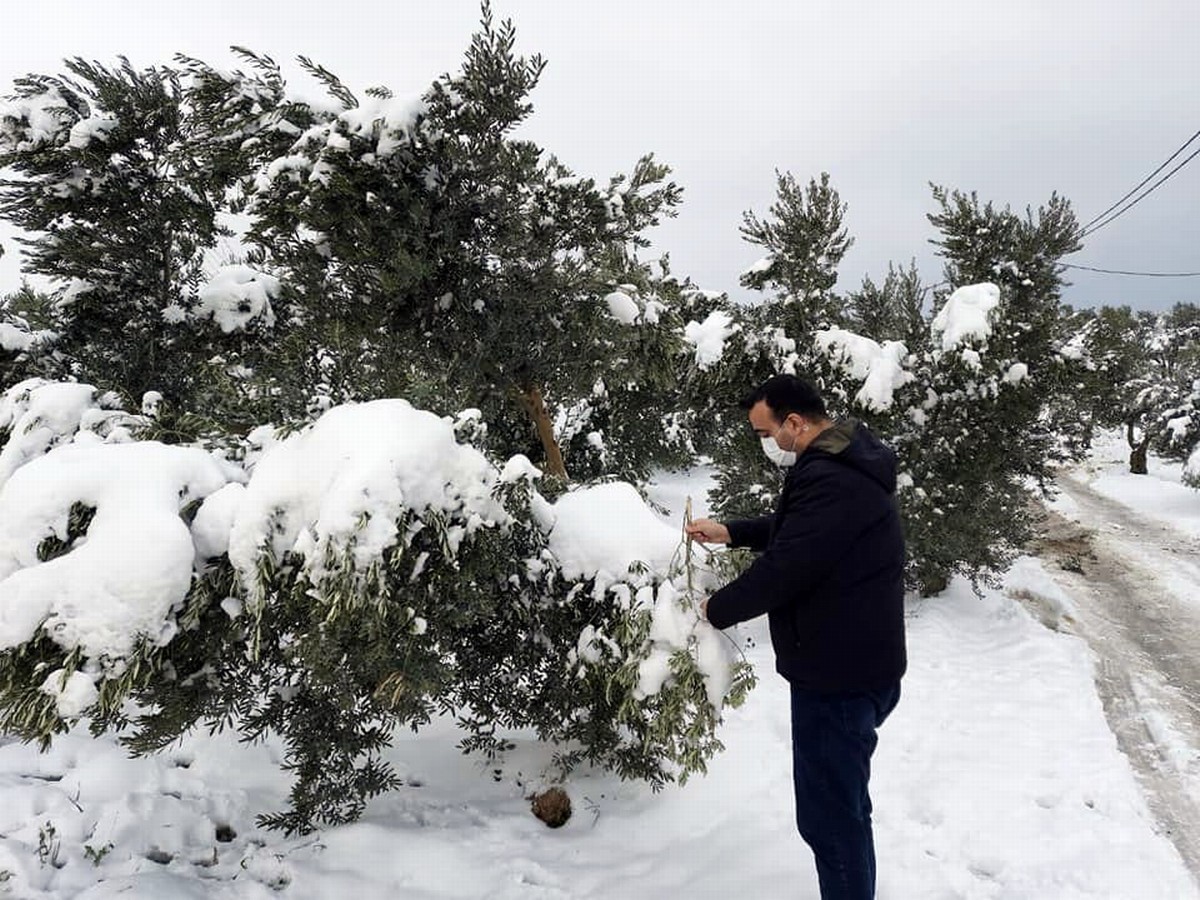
left=686, top=518, right=731, bottom=545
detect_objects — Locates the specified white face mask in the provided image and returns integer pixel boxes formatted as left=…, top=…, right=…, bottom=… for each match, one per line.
left=761, top=432, right=797, bottom=467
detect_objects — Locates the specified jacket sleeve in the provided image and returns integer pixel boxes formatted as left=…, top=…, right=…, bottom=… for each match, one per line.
left=724, top=516, right=773, bottom=552
left=706, top=464, right=877, bottom=630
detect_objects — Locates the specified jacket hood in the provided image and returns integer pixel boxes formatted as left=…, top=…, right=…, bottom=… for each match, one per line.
left=806, top=419, right=897, bottom=493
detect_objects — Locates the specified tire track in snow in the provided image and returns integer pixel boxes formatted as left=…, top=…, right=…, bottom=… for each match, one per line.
left=1033, top=471, right=1200, bottom=882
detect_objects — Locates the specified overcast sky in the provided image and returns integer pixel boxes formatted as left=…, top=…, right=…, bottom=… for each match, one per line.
left=2, top=0, right=1198, bottom=311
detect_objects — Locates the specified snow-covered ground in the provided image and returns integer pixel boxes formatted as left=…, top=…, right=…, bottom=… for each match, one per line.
left=0, top=461, right=1196, bottom=898
left=1042, top=430, right=1200, bottom=877
left=1066, top=429, right=1200, bottom=540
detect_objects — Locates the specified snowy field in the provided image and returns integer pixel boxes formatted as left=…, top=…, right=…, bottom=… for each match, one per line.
left=1062, top=429, right=1200, bottom=541
left=0, top=462, right=1196, bottom=898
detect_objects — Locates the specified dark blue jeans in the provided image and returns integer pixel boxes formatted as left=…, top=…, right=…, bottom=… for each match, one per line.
left=790, top=681, right=901, bottom=900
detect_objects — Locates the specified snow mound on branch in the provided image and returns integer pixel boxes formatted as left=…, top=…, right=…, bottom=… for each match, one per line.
left=683, top=310, right=737, bottom=370
left=815, top=328, right=912, bottom=412
left=0, top=379, right=134, bottom=490
left=0, top=86, right=74, bottom=151
left=604, top=291, right=640, bottom=325
left=499, top=454, right=541, bottom=483
left=226, top=400, right=509, bottom=595
left=40, top=668, right=100, bottom=718
left=550, top=483, right=735, bottom=710
left=67, top=114, right=118, bottom=149
left=191, top=482, right=247, bottom=564
left=932, top=282, right=1001, bottom=350
left=333, top=94, right=427, bottom=158
left=548, top=482, right=681, bottom=584
left=278, top=93, right=428, bottom=184
left=742, top=255, right=774, bottom=277
left=0, top=442, right=233, bottom=663
left=0, top=318, right=53, bottom=354
left=635, top=579, right=734, bottom=710
left=1004, top=362, right=1029, bottom=384
left=197, top=265, right=280, bottom=332
left=0, top=324, right=31, bottom=353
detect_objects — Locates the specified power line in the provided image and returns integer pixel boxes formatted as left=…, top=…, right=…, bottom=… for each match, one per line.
left=1081, top=141, right=1200, bottom=237
left=1062, top=262, right=1200, bottom=277
left=1080, top=127, right=1200, bottom=233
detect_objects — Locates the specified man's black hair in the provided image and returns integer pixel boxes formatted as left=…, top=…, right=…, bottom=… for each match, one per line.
left=739, top=374, right=828, bottom=422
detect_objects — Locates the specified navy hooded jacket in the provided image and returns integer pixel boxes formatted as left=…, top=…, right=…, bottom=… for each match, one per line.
left=705, top=420, right=907, bottom=693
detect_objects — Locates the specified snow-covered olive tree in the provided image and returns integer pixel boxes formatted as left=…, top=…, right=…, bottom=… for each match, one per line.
left=0, top=7, right=752, bottom=834
left=1062, top=302, right=1200, bottom=476
left=678, top=171, right=853, bottom=522
left=1, top=288, right=59, bottom=387
left=0, top=392, right=754, bottom=834
left=0, top=6, right=700, bottom=480
left=1140, top=304, right=1200, bottom=480
left=693, top=178, right=1084, bottom=595
left=0, top=56, right=256, bottom=414
left=1058, top=304, right=1153, bottom=461
left=173, top=6, right=696, bottom=483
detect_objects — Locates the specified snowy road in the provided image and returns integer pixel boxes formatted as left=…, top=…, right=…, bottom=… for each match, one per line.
left=1038, top=470, right=1200, bottom=878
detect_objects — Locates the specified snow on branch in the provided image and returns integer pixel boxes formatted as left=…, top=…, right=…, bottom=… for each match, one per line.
left=0, top=442, right=234, bottom=687
left=0, top=379, right=137, bottom=490
left=0, top=86, right=76, bottom=152
left=814, top=328, right=913, bottom=412
left=548, top=480, right=737, bottom=711
left=683, top=310, right=738, bottom=370
left=931, top=282, right=1001, bottom=351
left=226, top=399, right=510, bottom=604
left=196, top=265, right=281, bottom=333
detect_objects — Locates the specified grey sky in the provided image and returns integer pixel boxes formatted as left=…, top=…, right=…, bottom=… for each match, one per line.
left=2, top=0, right=1197, bottom=311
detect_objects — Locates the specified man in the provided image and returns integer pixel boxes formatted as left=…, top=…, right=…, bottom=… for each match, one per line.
left=687, top=374, right=906, bottom=900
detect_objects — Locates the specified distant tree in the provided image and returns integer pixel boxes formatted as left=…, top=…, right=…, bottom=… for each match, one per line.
left=1142, top=304, right=1200, bottom=475
left=1061, top=305, right=1154, bottom=470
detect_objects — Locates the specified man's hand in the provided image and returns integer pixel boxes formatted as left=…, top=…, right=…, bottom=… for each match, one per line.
left=685, top=518, right=731, bottom=545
